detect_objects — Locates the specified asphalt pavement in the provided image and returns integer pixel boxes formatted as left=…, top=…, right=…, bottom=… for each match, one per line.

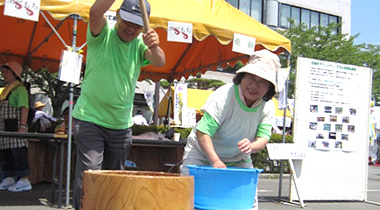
left=0, top=166, right=379, bottom=210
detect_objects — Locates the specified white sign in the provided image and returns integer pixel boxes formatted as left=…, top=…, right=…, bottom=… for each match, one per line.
left=58, top=50, right=83, bottom=84
left=182, top=108, right=196, bottom=128
left=144, top=91, right=154, bottom=112
left=173, top=83, right=187, bottom=125
left=266, top=143, right=306, bottom=160
left=4, top=0, right=41, bottom=22
left=232, top=33, right=256, bottom=56
left=167, top=21, right=193, bottom=43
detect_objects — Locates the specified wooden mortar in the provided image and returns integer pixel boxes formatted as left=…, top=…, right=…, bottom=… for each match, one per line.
left=82, top=170, right=194, bottom=210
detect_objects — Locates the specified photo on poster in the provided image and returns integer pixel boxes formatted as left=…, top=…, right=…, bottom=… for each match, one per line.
left=316, top=133, right=324, bottom=139
left=323, top=123, right=331, bottom=131
left=324, top=106, right=332, bottom=113
left=309, top=122, right=317, bottom=130
left=341, top=133, right=349, bottom=140
left=335, top=107, right=343, bottom=114
left=334, top=141, right=343, bottom=149
left=317, top=116, right=325, bottom=122
left=329, top=115, right=337, bottom=122
left=329, top=132, right=337, bottom=139
left=335, top=124, right=343, bottom=132
left=347, top=125, right=355, bottom=133
left=316, top=140, right=331, bottom=150
left=349, top=108, right=357, bottom=116
left=342, top=116, right=350, bottom=123
left=310, top=105, right=318, bottom=113
left=309, top=140, right=317, bottom=148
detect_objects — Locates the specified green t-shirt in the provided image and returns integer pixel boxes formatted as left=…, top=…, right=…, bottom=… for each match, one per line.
left=72, top=22, right=149, bottom=129
left=8, top=86, right=29, bottom=109
left=183, top=83, right=274, bottom=163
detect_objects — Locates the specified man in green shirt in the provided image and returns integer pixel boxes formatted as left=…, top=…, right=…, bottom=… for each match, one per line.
left=72, top=0, right=165, bottom=208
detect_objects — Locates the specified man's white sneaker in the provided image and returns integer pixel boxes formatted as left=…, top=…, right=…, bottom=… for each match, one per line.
left=8, top=179, right=32, bottom=192
left=0, top=178, right=15, bottom=190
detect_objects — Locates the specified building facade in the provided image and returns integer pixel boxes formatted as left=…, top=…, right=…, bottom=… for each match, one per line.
left=226, top=0, right=351, bottom=35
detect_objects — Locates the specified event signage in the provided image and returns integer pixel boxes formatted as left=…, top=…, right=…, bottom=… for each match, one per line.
left=58, top=50, right=83, bottom=84
left=232, top=33, right=256, bottom=56
left=181, top=107, right=196, bottom=128
left=4, top=0, right=41, bottom=22
left=267, top=143, right=306, bottom=160
left=173, top=83, right=187, bottom=125
left=291, top=57, right=371, bottom=201
left=167, top=21, right=193, bottom=43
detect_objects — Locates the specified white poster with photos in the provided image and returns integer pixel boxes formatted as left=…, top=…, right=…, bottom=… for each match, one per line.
left=291, top=57, right=372, bottom=201
left=303, top=60, right=361, bottom=151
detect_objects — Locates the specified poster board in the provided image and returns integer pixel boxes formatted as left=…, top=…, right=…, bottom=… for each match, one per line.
left=291, top=57, right=372, bottom=201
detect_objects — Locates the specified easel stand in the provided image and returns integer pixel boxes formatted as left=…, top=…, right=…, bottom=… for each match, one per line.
left=288, top=159, right=305, bottom=208
left=266, top=143, right=306, bottom=208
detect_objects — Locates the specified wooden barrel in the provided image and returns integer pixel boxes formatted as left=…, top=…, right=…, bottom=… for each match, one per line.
left=82, top=170, right=194, bottom=210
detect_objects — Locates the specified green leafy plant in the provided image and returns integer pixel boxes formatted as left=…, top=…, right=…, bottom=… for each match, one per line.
left=251, top=134, right=293, bottom=173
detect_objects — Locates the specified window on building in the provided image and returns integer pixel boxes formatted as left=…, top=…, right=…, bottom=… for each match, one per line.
left=239, top=0, right=250, bottom=16
left=291, top=7, right=301, bottom=26
left=279, top=4, right=340, bottom=32
left=280, top=4, right=291, bottom=28
left=301, top=9, right=310, bottom=29
left=329, top=15, right=338, bottom=24
left=320, top=13, right=329, bottom=27
left=250, top=0, right=262, bottom=22
left=226, top=0, right=238, bottom=8
left=310, top=11, right=319, bottom=30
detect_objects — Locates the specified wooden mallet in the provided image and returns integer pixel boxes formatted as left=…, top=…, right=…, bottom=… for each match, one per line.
left=138, top=0, right=150, bottom=32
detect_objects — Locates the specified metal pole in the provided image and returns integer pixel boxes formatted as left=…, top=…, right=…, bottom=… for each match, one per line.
left=65, top=14, right=79, bottom=207
left=164, top=83, right=173, bottom=130
left=153, top=82, right=160, bottom=125
left=278, top=53, right=291, bottom=201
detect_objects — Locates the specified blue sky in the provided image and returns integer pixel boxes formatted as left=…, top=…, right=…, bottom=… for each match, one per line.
left=351, top=0, right=380, bottom=45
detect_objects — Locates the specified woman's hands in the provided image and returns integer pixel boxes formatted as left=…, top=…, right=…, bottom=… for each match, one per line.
left=238, top=137, right=269, bottom=154
left=238, top=138, right=252, bottom=154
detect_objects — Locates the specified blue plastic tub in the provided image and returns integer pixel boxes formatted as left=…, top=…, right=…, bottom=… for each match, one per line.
left=187, top=165, right=263, bottom=210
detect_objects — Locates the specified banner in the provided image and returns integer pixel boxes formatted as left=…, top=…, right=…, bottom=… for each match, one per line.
left=173, top=83, right=187, bottom=125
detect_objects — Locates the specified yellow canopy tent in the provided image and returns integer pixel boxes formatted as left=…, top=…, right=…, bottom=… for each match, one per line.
left=158, top=87, right=213, bottom=118
left=1, top=0, right=291, bottom=80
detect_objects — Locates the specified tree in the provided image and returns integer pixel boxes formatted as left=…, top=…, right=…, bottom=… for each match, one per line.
left=27, top=67, right=81, bottom=118
left=277, top=21, right=380, bottom=100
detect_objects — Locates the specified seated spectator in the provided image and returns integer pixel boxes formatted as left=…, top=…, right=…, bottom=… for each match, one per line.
left=30, top=101, right=57, bottom=132
left=132, top=109, right=148, bottom=126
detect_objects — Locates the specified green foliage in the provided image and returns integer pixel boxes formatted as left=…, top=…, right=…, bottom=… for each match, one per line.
left=251, top=134, right=294, bottom=173
left=277, top=21, right=380, bottom=100
left=132, top=125, right=192, bottom=140
left=174, top=127, right=192, bottom=140
left=223, top=61, right=244, bottom=73
left=159, top=80, right=171, bottom=89
left=132, top=124, right=167, bottom=135
left=186, top=78, right=225, bottom=90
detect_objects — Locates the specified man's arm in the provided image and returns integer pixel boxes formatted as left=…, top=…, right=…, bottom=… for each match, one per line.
left=143, top=29, right=166, bottom=67
left=89, top=0, right=115, bottom=36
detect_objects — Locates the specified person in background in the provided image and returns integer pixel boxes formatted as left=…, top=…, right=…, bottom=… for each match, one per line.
left=180, top=49, right=280, bottom=210
left=0, top=61, right=32, bottom=192
left=55, top=106, right=71, bottom=135
left=31, top=101, right=57, bottom=132
left=71, top=0, right=165, bottom=208
left=132, top=109, right=148, bottom=125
